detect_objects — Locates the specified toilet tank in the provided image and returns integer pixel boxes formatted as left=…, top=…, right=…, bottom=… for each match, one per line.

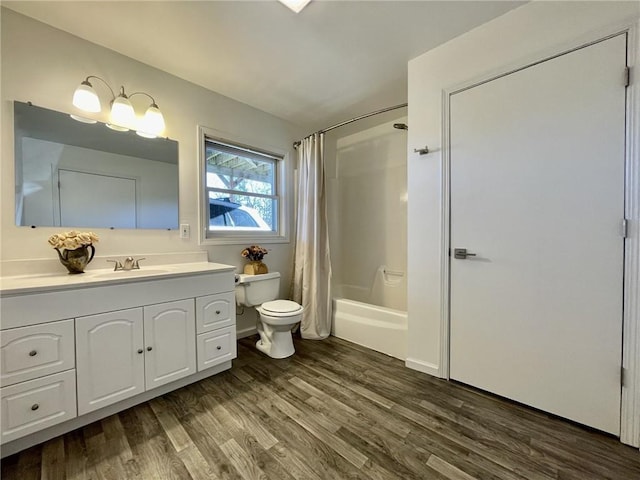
left=235, top=272, right=281, bottom=307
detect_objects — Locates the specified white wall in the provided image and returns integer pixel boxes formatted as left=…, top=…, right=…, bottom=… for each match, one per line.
left=1, top=9, right=304, bottom=334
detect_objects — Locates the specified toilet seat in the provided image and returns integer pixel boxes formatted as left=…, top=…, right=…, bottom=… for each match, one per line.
left=260, top=300, right=303, bottom=317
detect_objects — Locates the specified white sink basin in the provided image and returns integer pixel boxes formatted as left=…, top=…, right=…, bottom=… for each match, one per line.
left=91, top=269, right=171, bottom=280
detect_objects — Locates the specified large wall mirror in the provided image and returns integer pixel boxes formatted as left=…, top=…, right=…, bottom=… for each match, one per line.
left=14, top=101, right=179, bottom=229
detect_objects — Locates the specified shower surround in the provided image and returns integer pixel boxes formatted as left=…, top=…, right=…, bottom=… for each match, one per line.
left=327, top=116, right=408, bottom=359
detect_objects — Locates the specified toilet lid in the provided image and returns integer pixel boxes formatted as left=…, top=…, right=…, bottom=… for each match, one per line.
left=261, top=300, right=303, bottom=314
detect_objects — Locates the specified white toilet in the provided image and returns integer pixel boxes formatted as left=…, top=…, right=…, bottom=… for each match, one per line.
left=235, top=272, right=303, bottom=358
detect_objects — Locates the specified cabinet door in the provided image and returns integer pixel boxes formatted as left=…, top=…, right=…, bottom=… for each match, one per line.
left=196, top=293, right=235, bottom=334
left=76, top=308, right=144, bottom=415
left=143, top=300, right=196, bottom=390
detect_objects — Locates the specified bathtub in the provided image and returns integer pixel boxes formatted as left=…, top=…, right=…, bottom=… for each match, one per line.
left=331, top=298, right=407, bottom=360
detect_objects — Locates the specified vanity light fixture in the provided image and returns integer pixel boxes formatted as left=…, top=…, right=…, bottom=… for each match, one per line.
left=72, top=75, right=166, bottom=137
left=277, top=0, right=311, bottom=13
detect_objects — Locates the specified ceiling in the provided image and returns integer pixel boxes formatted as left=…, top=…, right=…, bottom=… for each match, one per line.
left=4, top=1, right=524, bottom=131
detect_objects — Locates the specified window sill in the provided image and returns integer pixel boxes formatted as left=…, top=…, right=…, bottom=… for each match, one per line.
left=200, top=233, right=290, bottom=246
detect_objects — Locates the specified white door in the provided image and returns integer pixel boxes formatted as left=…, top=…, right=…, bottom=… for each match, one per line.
left=143, top=300, right=196, bottom=390
left=449, top=35, right=626, bottom=435
left=76, top=308, right=144, bottom=415
left=58, top=169, right=137, bottom=228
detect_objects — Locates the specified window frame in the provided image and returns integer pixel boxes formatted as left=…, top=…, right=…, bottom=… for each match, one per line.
left=198, top=126, right=289, bottom=245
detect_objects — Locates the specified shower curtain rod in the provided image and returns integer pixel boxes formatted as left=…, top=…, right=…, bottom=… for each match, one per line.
left=293, top=102, right=408, bottom=149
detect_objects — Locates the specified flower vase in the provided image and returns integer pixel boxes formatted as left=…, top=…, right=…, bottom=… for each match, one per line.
left=244, top=260, right=268, bottom=275
left=55, top=245, right=95, bottom=274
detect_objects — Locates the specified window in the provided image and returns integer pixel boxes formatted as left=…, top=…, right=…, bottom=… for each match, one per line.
left=201, top=132, right=286, bottom=243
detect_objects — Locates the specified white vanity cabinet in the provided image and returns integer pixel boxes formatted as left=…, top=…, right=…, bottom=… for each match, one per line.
left=0, top=262, right=236, bottom=457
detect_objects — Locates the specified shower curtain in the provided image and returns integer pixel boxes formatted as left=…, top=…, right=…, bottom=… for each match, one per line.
left=293, top=133, right=332, bottom=339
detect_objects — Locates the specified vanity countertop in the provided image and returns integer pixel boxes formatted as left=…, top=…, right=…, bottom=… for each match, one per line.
left=0, top=262, right=236, bottom=296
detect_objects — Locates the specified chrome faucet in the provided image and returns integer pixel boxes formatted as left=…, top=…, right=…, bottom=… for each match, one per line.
left=106, top=257, right=146, bottom=271
left=123, top=257, right=136, bottom=270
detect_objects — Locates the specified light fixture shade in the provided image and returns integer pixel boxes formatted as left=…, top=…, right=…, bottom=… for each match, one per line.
left=136, top=130, right=157, bottom=139
left=110, top=95, right=136, bottom=130
left=72, top=81, right=101, bottom=113
left=138, top=104, right=165, bottom=137
left=106, top=123, right=130, bottom=132
left=278, top=0, right=311, bottom=13
left=69, top=114, right=97, bottom=124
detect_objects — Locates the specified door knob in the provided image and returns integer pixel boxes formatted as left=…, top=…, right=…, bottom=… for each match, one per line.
left=454, top=248, right=477, bottom=260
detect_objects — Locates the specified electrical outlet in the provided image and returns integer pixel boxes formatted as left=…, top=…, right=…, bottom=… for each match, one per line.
left=180, top=223, right=190, bottom=239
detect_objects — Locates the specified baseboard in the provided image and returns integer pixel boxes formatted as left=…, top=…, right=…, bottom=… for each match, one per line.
left=236, top=326, right=257, bottom=339
left=405, top=357, right=443, bottom=378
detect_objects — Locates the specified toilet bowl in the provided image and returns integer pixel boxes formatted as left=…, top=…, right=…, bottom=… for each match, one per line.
left=256, top=300, right=303, bottom=358
left=235, top=273, right=303, bottom=358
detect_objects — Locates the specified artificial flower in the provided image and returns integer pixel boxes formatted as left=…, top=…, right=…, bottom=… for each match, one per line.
left=48, top=231, right=99, bottom=250
left=241, top=245, right=268, bottom=261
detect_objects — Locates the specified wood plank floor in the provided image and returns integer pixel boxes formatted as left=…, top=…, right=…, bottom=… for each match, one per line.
left=2, top=335, right=639, bottom=479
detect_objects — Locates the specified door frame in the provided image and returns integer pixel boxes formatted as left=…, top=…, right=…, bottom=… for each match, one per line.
left=440, top=24, right=640, bottom=447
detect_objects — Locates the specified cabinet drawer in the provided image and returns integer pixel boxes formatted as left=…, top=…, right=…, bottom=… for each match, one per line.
left=1, top=370, right=77, bottom=444
left=1, top=319, right=75, bottom=387
left=196, top=293, right=235, bottom=334
left=197, top=326, right=237, bottom=371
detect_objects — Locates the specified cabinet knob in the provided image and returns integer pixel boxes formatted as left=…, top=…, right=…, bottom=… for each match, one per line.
left=216, top=345, right=222, bottom=350
left=216, top=310, right=221, bottom=315
left=147, top=346, right=153, bottom=351
left=29, top=350, right=37, bottom=357
left=137, top=349, right=144, bottom=354
left=31, top=404, right=39, bottom=411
